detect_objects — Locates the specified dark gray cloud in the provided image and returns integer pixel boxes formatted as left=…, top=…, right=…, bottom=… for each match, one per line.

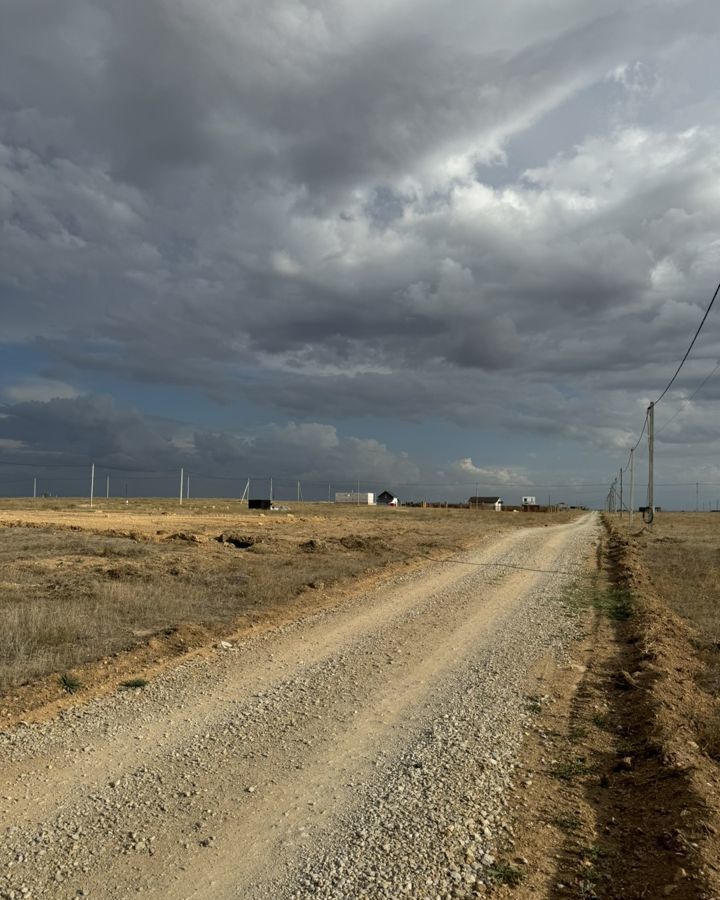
left=2, top=0, right=720, bottom=496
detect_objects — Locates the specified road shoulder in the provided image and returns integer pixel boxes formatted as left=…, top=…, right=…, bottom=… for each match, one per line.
left=493, top=521, right=720, bottom=900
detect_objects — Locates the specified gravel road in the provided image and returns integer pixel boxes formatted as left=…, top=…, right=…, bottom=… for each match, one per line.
left=0, top=514, right=599, bottom=900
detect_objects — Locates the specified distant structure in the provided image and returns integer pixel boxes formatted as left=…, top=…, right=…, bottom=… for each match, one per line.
left=468, top=496, right=503, bottom=511
left=249, top=498, right=271, bottom=510
left=335, top=491, right=376, bottom=505
left=521, top=495, right=536, bottom=506
left=377, top=490, right=399, bottom=506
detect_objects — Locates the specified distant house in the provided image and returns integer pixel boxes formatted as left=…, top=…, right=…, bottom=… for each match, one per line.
left=522, top=496, right=537, bottom=506
left=468, top=496, right=503, bottom=511
left=377, top=490, right=399, bottom=506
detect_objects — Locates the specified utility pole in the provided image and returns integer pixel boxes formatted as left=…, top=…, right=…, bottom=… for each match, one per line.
left=357, top=479, right=360, bottom=505
left=619, top=467, right=623, bottom=518
left=106, top=475, right=110, bottom=499
left=90, top=463, right=95, bottom=508
left=629, top=448, right=635, bottom=526
left=647, top=402, right=654, bottom=525
left=33, top=477, right=37, bottom=500
left=269, top=476, right=273, bottom=505
left=179, top=467, right=184, bottom=505
left=475, top=481, right=478, bottom=511
left=297, top=480, right=300, bottom=503
left=696, top=482, right=699, bottom=513
left=186, top=475, right=190, bottom=500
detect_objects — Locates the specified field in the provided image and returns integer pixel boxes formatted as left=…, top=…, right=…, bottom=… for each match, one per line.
left=0, top=498, right=577, bottom=710
left=616, top=512, right=720, bottom=695
left=630, top=512, right=720, bottom=640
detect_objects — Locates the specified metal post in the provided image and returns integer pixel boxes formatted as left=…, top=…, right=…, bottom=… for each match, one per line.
left=106, top=475, right=110, bottom=499
left=647, top=402, right=654, bottom=525
left=629, top=448, right=635, bottom=526
left=33, top=477, right=37, bottom=500
left=619, top=467, right=623, bottom=518
left=186, top=475, right=190, bottom=500
left=297, top=480, right=300, bottom=503
left=179, top=467, right=184, bottom=505
left=90, top=463, right=95, bottom=508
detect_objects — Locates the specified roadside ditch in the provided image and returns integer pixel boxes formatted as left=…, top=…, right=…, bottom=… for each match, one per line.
left=493, top=516, right=720, bottom=899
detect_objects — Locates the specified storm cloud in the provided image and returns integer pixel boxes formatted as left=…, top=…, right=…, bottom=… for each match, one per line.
left=2, top=1, right=720, bottom=503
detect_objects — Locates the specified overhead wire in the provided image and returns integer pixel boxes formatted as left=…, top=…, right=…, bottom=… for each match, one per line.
left=617, top=280, right=720, bottom=485
left=655, top=358, right=720, bottom=436
left=654, top=280, right=720, bottom=405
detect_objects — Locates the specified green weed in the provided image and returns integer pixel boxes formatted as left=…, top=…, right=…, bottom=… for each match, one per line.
left=59, top=673, right=82, bottom=694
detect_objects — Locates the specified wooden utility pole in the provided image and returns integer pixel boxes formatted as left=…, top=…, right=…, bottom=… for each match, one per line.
left=647, top=402, right=654, bottom=525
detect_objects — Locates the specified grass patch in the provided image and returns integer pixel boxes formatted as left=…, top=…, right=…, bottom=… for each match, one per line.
left=486, top=861, right=524, bottom=886
left=59, top=673, right=82, bottom=694
left=555, top=577, right=632, bottom=621
left=549, top=758, right=593, bottom=781
left=120, top=677, right=149, bottom=690
left=555, top=814, right=582, bottom=832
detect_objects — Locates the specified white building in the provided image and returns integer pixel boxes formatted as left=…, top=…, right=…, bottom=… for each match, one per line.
left=522, top=496, right=537, bottom=506
left=335, top=491, right=376, bottom=505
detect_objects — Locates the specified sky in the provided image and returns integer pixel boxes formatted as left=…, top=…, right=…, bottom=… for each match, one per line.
left=2, top=0, right=720, bottom=508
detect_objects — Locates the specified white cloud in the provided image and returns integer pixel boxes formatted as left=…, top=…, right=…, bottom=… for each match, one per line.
left=2, top=378, right=80, bottom=403
left=451, top=458, right=530, bottom=485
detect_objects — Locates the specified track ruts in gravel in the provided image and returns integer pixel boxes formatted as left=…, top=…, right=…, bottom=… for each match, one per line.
left=0, top=514, right=599, bottom=900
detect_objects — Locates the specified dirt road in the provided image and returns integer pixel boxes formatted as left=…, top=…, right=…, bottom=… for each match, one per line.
left=0, top=514, right=599, bottom=900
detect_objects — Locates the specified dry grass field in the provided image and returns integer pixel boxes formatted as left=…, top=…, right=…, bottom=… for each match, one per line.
left=615, top=511, right=720, bottom=750
left=0, top=498, right=578, bottom=697
left=633, top=512, right=720, bottom=643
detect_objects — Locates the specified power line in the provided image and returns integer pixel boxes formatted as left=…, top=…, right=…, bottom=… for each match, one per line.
left=619, top=279, right=720, bottom=488
left=655, top=358, right=720, bottom=436
left=654, top=280, right=720, bottom=404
